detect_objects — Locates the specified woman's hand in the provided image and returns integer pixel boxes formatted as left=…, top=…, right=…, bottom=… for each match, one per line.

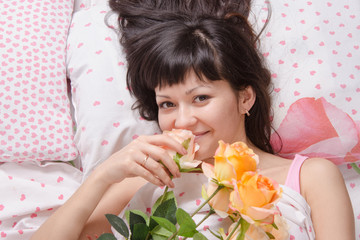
left=31, top=133, right=188, bottom=240
left=93, top=134, right=188, bottom=188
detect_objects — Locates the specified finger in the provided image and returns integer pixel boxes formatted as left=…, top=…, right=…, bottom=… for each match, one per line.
left=139, top=135, right=188, bottom=156
left=141, top=156, right=175, bottom=188
left=129, top=160, right=166, bottom=187
left=135, top=135, right=183, bottom=178
left=143, top=146, right=180, bottom=178
left=141, top=170, right=166, bottom=187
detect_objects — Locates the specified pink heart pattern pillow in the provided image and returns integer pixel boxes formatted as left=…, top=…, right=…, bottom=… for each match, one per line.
left=0, top=0, right=78, bottom=162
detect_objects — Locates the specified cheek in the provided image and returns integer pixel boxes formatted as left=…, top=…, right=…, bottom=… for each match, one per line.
left=158, top=114, right=173, bottom=132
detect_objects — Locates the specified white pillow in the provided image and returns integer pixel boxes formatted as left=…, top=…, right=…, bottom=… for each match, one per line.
left=250, top=1, right=360, bottom=164
left=73, top=0, right=90, bottom=12
left=0, top=0, right=78, bottom=162
left=66, top=3, right=160, bottom=179
left=73, top=0, right=105, bottom=12
left=251, top=1, right=360, bottom=237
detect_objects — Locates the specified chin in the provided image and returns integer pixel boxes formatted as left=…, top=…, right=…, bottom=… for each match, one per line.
left=195, top=150, right=213, bottom=163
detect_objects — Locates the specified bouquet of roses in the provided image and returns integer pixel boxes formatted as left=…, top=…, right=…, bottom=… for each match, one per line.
left=99, top=129, right=288, bottom=240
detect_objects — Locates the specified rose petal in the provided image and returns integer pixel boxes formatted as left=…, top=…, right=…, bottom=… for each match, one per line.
left=202, top=162, right=215, bottom=179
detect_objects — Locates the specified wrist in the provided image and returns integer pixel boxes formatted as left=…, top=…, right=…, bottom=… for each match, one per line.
left=86, top=166, right=113, bottom=194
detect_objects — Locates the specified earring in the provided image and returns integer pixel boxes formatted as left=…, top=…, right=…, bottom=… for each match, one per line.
left=245, top=109, right=250, bottom=117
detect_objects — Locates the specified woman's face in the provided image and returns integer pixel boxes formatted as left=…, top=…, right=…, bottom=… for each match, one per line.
left=155, top=71, right=248, bottom=162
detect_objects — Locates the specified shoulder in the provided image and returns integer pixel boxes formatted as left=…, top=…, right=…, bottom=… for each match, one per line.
left=299, top=158, right=355, bottom=238
left=300, top=157, right=345, bottom=199
left=301, top=157, right=340, bottom=175
left=301, top=157, right=341, bottom=179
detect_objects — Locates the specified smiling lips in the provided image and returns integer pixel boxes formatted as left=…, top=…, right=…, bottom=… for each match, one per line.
left=194, top=131, right=209, bottom=141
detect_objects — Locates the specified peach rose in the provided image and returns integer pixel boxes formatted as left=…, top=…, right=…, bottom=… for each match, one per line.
left=220, top=222, right=269, bottom=240
left=229, top=172, right=282, bottom=224
left=261, top=214, right=289, bottom=240
left=200, top=177, right=233, bottom=217
left=220, top=216, right=288, bottom=240
left=213, top=141, right=258, bottom=186
left=202, top=141, right=258, bottom=217
left=163, top=129, right=201, bottom=170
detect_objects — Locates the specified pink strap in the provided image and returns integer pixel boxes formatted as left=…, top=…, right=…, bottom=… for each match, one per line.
left=284, top=155, right=308, bottom=193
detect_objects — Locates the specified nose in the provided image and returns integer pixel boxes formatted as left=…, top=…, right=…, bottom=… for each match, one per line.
left=174, top=105, right=197, bottom=129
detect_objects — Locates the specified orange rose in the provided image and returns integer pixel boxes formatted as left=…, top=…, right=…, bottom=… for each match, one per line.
left=202, top=141, right=258, bottom=217
left=229, top=172, right=282, bottom=224
left=214, top=141, right=258, bottom=186
left=201, top=176, right=232, bottom=217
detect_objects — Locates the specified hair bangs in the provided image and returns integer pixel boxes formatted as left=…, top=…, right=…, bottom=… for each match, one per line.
left=144, top=19, right=223, bottom=91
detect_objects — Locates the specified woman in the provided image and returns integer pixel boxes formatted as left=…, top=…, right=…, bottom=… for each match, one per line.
left=32, top=0, right=354, bottom=239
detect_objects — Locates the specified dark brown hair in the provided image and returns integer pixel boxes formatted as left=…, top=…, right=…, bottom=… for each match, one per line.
left=109, top=0, right=275, bottom=153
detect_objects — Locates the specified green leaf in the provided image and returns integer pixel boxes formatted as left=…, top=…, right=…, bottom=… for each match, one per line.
left=97, top=233, right=117, bottom=240
left=350, top=163, right=360, bottom=175
left=152, top=234, right=169, bottom=240
left=182, top=138, right=191, bottom=150
left=151, top=224, right=174, bottom=239
left=179, top=167, right=202, bottom=173
left=176, top=208, right=197, bottom=237
left=150, top=197, right=178, bottom=231
left=131, top=223, right=150, bottom=240
left=129, top=209, right=149, bottom=225
left=128, top=211, right=147, bottom=234
left=266, top=232, right=276, bottom=239
left=173, top=153, right=182, bottom=168
left=193, top=232, right=208, bottom=240
left=152, top=191, right=176, bottom=215
left=105, top=214, right=129, bottom=239
left=176, top=208, right=196, bottom=226
left=177, top=222, right=198, bottom=237
left=271, top=222, right=279, bottom=230
left=153, top=198, right=178, bottom=224
left=151, top=216, right=177, bottom=233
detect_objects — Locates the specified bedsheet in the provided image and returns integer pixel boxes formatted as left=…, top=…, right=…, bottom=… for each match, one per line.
left=0, top=162, right=82, bottom=239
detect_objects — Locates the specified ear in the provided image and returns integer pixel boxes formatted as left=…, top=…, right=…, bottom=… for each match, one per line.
left=238, top=86, right=256, bottom=115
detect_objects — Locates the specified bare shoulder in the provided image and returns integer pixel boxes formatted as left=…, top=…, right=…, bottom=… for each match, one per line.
left=301, top=157, right=342, bottom=181
left=300, top=157, right=345, bottom=200
left=300, top=158, right=355, bottom=239
left=301, top=157, right=341, bottom=174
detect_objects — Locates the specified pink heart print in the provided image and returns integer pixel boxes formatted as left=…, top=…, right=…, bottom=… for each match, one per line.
left=0, top=0, right=78, bottom=162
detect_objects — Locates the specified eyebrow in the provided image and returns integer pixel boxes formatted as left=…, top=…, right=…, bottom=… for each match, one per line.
left=156, top=85, right=211, bottom=98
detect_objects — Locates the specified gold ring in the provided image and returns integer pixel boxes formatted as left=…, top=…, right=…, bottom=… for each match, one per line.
left=142, top=155, right=149, bottom=167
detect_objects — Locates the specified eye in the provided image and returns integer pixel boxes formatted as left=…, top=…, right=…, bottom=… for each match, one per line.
left=158, top=101, right=175, bottom=109
left=194, top=95, right=210, bottom=103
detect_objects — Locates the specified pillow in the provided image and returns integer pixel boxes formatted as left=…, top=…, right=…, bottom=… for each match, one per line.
left=66, top=2, right=160, bottom=179
left=74, top=0, right=90, bottom=12
left=0, top=0, right=78, bottom=162
left=251, top=1, right=360, bottom=237
left=249, top=1, right=360, bottom=164
left=73, top=0, right=106, bottom=12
